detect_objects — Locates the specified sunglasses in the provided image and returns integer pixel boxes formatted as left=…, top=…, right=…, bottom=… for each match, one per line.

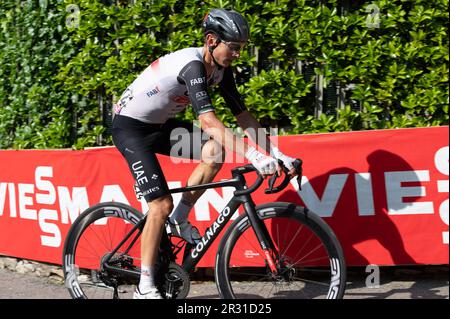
left=221, top=40, right=246, bottom=53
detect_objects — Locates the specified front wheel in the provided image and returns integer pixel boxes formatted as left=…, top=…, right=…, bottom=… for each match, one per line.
left=215, top=202, right=346, bottom=299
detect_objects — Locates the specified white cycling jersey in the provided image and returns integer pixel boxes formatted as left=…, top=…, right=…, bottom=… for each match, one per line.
left=114, top=46, right=246, bottom=124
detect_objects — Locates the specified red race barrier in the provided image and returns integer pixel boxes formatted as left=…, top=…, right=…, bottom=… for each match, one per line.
left=0, top=126, right=448, bottom=267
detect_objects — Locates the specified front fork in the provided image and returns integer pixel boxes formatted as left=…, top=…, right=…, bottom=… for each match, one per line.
left=243, top=201, right=279, bottom=275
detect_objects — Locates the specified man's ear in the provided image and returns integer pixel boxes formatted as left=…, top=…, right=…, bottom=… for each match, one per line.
left=206, top=33, right=220, bottom=46
left=205, top=33, right=212, bottom=45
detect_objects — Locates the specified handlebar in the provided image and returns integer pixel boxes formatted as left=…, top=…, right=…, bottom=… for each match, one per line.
left=233, top=159, right=303, bottom=196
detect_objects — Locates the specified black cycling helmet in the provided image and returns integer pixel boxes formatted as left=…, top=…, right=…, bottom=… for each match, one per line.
left=203, top=8, right=250, bottom=43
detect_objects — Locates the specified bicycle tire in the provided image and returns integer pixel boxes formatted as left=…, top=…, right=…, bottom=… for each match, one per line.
left=62, top=202, right=144, bottom=299
left=215, top=202, right=346, bottom=299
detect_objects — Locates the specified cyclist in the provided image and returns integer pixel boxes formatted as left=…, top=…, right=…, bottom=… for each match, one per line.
left=112, top=8, right=298, bottom=299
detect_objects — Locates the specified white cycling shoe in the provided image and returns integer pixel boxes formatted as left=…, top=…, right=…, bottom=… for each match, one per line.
left=133, top=287, right=163, bottom=299
left=167, top=219, right=201, bottom=245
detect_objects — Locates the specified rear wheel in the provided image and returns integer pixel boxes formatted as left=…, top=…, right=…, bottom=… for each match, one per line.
left=215, top=203, right=346, bottom=299
left=62, top=202, right=143, bottom=299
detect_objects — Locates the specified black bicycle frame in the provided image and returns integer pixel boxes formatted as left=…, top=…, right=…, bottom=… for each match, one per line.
left=102, top=165, right=279, bottom=278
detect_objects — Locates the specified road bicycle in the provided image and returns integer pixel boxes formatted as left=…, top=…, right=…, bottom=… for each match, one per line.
left=62, top=159, right=346, bottom=299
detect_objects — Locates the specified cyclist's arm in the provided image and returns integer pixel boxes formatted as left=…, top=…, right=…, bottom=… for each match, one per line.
left=217, top=67, right=277, bottom=156
left=237, top=110, right=297, bottom=176
left=218, top=67, right=247, bottom=116
left=217, top=68, right=296, bottom=175
left=178, top=60, right=215, bottom=116
left=178, top=61, right=250, bottom=157
left=199, top=112, right=281, bottom=176
left=236, top=110, right=274, bottom=155
left=198, top=112, right=250, bottom=158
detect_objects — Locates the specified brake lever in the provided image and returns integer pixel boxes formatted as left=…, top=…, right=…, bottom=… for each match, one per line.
left=264, top=158, right=303, bottom=194
left=264, top=160, right=286, bottom=194
left=267, top=171, right=278, bottom=192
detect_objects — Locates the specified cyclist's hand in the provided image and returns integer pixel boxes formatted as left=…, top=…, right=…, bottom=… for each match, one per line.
left=271, top=147, right=297, bottom=177
left=245, top=146, right=280, bottom=177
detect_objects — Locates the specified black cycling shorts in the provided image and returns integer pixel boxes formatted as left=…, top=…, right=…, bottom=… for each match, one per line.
left=112, top=114, right=210, bottom=202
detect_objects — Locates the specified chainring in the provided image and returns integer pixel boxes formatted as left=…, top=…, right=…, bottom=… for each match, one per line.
left=160, top=262, right=190, bottom=299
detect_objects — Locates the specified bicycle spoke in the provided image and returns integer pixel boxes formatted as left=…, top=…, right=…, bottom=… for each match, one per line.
left=223, top=213, right=345, bottom=299
left=292, top=256, right=330, bottom=266
left=279, top=224, right=304, bottom=257
left=293, top=242, right=327, bottom=266
left=64, top=203, right=145, bottom=299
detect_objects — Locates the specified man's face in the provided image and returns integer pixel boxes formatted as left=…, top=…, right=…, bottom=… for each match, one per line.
left=207, top=35, right=246, bottom=67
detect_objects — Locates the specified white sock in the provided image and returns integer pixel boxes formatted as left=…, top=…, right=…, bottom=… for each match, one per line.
left=138, top=265, right=156, bottom=293
left=169, top=199, right=194, bottom=223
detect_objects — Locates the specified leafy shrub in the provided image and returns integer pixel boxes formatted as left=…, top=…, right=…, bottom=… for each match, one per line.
left=0, top=0, right=448, bottom=149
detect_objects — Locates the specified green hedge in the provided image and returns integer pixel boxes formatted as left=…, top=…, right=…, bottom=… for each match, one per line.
left=0, top=0, right=448, bottom=149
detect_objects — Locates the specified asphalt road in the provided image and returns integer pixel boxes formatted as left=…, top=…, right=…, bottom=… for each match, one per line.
left=0, top=265, right=448, bottom=300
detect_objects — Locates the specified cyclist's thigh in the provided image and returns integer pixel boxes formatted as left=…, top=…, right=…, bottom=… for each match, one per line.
left=157, top=119, right=210, bottom=160
left=112, top=125, right=170, bottom=202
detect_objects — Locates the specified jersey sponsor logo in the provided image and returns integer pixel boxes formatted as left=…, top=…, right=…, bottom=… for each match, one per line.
left=171, top=96, right=190, bottom=104
left=190, top=77, right=206, bottom=86
left=146, top=86, right=161, bottom=98
left=117, top=88, right=133, bottom=111
left=195, top=91, right=208, bottom=101
left=171, top=91, right=190, bottom=104
left=131, top=161, right=148, bottom=186
left=197, top=104, right=214, bottom=114
left=142, top=186, right=160, bottom=196
left=200, top=103, right=213, bottom=110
